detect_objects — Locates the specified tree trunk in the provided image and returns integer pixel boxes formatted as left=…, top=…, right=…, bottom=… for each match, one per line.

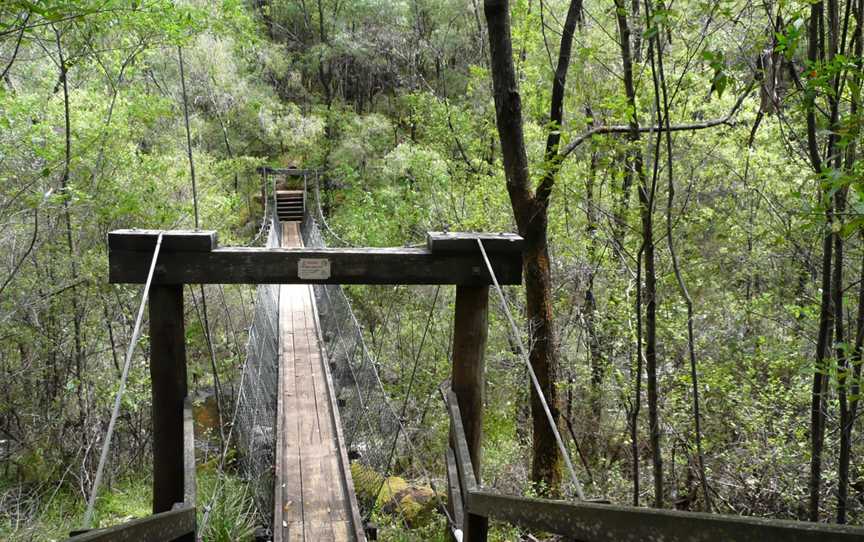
left=838, top=1, right=864, bottom=523
left=584, top=126, right=603, bottom=459
left=806, top=0, right=840, bottom=522
left=641, top=177, right=661, bottom=508
left=838, top=244, right=862, bottom=524
left=316, top=0, right=333, bottom=106
left=615, top=0, right=662, bottom=508
left=484, top=0, right=581, bottom=493
left=631, top=244, right=644, bottom=506
left=647, top=0, right=710, bottom=510
left=53, top=25, right=85, bottom=429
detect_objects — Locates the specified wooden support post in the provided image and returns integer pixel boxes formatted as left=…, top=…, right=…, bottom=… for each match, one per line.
left=150, top=285, right=189, bottom=514
left=451, top=285, right=489, bottom=542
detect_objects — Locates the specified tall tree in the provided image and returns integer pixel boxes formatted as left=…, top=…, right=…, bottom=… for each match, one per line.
left=612, top=0, right=661, bottom=507
left=645, top=0, right=710, bottom=510
left=804, top=0, right=843, bottom=521
left=483, top=0, right=582, bottom=493
left=838, top=1, right=864, bottom=522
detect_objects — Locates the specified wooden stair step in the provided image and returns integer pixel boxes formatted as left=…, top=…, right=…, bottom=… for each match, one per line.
left=275, top=189, right=305, bottom=223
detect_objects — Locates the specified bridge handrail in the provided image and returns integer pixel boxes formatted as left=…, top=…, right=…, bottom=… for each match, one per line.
left=65, top=506, right=195, bottom=542
left=66, top=398, right=197, bottom=542
left=443, top=392, right=864, bottom=542
left=466, top=491, right=864, bottom=542
left=445, top=390, right=477, bottom=493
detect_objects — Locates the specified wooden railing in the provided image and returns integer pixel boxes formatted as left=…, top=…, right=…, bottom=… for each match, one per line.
left=66, top=398, right=197, bottom=542
left=443, top=390, right=864, bottom=542
left=66, top=507, right=195, bottom=542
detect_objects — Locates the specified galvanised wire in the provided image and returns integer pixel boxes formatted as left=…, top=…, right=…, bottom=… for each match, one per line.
left=235, top=223, right=280, bottom=520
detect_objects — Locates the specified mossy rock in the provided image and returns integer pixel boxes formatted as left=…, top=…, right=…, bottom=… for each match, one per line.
left=349, top=464, right=441, bottom=528
left=380, top=482, right=440, bottom=529
left=375, top=476, right=409, bottom=509
left=351, top=461, right=384, bottom=504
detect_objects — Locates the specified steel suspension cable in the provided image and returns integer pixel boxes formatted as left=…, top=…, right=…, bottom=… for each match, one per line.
left=476, top=239, right=586, bottom=500
left=311, top=174, right=351, bottom=247
left=178, top=45, right=199, bottom=229
left=83, top=233, right=164, bottom=527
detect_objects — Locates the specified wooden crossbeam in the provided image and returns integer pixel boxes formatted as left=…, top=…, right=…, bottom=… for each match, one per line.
left=257, top=166, right=316, bottom=176
left=108, top=230, right=523, bottom=286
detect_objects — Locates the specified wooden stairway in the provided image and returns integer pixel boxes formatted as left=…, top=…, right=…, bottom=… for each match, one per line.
left=276, top=190, right=305, bottom=222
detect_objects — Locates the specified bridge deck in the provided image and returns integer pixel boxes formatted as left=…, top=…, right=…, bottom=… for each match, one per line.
left=274, top=222, right=363, bottom=542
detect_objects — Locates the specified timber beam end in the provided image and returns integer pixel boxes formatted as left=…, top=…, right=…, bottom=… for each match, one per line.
left=108, top=229, right=218, bottom=253
left=427, top=231, right=523, bottom=253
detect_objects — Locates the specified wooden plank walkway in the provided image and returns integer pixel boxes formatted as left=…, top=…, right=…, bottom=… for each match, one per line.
left=274, top=222, right=364, bottom=542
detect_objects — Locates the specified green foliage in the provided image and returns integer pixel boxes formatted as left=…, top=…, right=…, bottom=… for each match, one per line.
left=7, top=0, right=864, bottom=536
left=351, top=461, right=384, bottom=505
left=0, top=471, right=255, bottom=542
left=375, top=513, right=449, bottom=542
left=0, top=0, right=297, bottom=537
left=702, top=50, right=729, bottom=98
left=197, top=473, right=257, bottom=542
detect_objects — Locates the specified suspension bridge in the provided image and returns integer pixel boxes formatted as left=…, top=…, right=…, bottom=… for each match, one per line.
left=272, top=219, right=363, bottom=541
left=67, top=169, right=864, bottom=542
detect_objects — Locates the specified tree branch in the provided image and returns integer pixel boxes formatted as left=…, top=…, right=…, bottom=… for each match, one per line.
left=559, top=81, right=755, bottom=159
left=0, top=207, right=38, bottom=300
left=1, top=11, right=30, bottom=82
left=536, top=0, right=581, bottom=206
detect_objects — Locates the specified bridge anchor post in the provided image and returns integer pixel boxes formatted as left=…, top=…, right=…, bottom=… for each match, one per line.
left=451, top=285, right=490, bottom=542
left=149, top=285, right=190, bottom=517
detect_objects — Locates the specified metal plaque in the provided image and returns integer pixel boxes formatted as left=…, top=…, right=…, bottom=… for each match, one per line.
left=298, top=258, right=331, bottom=280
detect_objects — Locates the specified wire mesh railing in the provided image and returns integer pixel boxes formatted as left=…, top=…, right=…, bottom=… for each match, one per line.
left=302, top=179, right=471, bottom=539
left=301, top=181, right=410, bottom=516
left=234, top=224, right=280, bottom=520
